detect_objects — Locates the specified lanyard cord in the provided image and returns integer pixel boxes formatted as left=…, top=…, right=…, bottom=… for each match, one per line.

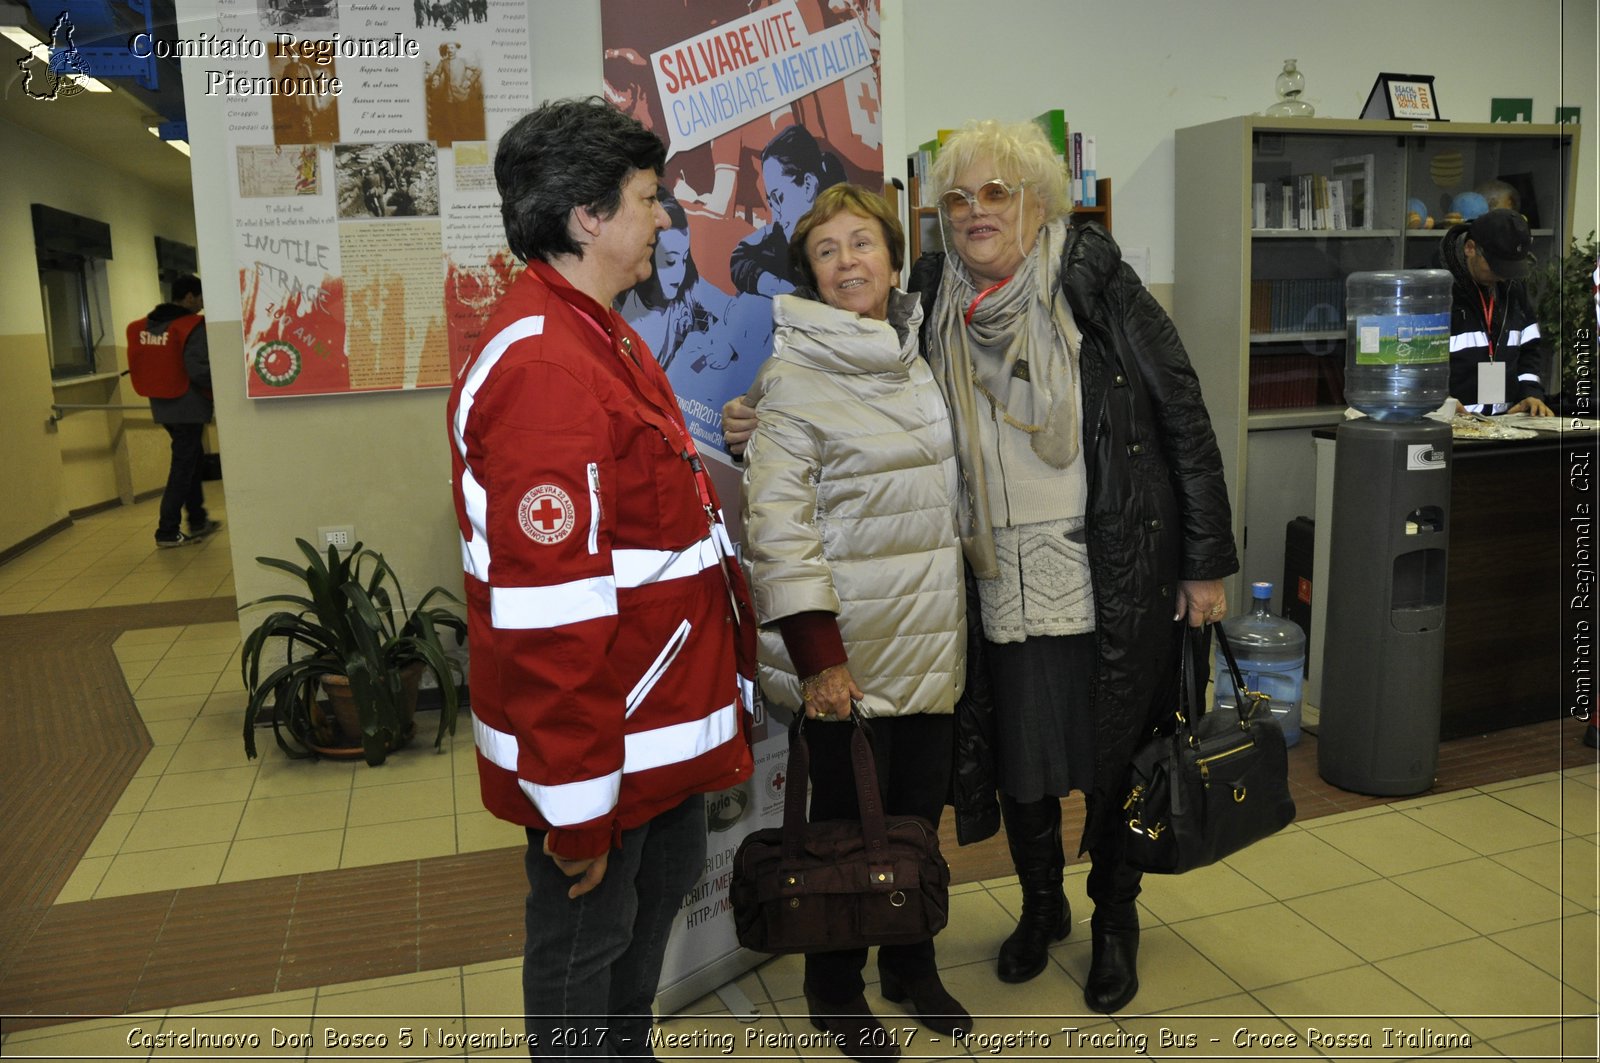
left=571, top=305, right=719, bottom=517
left=1475, top=286, right=1498, bottom=362
left=570, top=303, right=748, bottom=668
left=964, top=275, right=1013, bottom=326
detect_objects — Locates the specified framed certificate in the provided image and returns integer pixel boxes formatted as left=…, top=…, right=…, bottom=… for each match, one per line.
left=1361, top=73, right=1443, bottom=121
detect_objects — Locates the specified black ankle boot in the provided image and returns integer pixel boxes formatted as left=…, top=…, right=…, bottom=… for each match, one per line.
left=996, top=795, right=1070, bottom=983
left=1084, top=904, right=1140, bottom=1013
left=879, top=968, right=972, bottom=1035
left=805, top=983, right=900, bottom=1062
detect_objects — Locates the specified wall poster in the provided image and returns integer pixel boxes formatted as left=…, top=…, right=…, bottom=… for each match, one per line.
left=602, top=0, right=883, bottom=462
left=217, top=0, right=531, bottom=398
left=600, top=0, right=883, bottom=1014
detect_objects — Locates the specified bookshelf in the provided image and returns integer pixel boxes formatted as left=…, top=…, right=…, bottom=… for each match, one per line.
left=905, top=176, right=1112, bottom=262
left=1173, top=115, right=1580, bottom=607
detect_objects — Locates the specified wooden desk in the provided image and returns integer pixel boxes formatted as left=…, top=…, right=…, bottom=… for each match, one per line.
left=1439, top=434, right=1574, bottom=738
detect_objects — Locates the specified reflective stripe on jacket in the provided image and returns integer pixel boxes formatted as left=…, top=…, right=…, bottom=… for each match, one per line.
left=447, top=261, right=754, bottom=860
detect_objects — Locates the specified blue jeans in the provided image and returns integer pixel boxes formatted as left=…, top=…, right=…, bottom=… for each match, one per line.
left=523, top=794, right=706, bottom=1059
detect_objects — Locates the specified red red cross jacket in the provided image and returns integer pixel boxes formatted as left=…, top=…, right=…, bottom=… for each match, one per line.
left=447, top=260, right=755, bottom=860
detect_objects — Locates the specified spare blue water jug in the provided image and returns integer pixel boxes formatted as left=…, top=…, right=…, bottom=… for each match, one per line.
left=1215, top=581, right=1306, bottom=747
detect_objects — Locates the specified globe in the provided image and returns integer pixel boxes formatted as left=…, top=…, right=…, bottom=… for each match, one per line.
left=1450, top=191, right=1490, bottom=221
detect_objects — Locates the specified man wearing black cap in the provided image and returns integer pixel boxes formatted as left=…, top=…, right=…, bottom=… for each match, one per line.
left=1440, top=208, right=1553, bottom=416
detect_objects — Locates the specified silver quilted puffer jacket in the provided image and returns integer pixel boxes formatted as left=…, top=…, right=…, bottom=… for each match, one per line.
left=740, top=289, right=966, bottom=718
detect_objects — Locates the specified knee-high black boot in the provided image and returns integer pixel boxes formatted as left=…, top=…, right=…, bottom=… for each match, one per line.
left=996, top=795, right=1070, bottom=983
left=1083, top=831, right=1143, bottom=1013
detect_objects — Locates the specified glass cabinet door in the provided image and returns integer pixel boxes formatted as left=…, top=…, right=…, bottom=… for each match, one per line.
left=1399, top=133, right=1569, bottom=271
left=1246, top=132, right=1400, bottom=412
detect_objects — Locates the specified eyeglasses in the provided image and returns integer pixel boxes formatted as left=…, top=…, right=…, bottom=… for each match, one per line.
left=938, top=179, right=1025, bottom=221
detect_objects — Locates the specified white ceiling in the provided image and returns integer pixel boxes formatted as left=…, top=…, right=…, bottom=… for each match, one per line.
left=0, top=33, right=193, bottom=198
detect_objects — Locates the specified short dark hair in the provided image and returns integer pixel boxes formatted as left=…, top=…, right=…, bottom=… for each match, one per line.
left=789, top=184, right=904, bottom=292
left=497, top=96, right=667, bottom=264
left=171, top=274, right=202, bottom=302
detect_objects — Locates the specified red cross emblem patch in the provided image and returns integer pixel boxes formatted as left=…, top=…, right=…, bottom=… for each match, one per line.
left=517, top=484, right=576, bottom=545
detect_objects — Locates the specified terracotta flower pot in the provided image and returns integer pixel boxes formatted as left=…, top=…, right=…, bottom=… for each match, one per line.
left=308, top=662, right=423, bottom=760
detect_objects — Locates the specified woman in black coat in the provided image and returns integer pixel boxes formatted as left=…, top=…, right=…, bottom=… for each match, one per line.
left=725, top=118, right=1236, bottom=1016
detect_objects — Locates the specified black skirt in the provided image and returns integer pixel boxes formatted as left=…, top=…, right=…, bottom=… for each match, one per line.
left=985, top=632, right=1097, bottom=802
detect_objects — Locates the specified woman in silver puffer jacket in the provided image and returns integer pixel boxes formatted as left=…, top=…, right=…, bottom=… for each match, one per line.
left=741, top=184, right=968, bottom=1062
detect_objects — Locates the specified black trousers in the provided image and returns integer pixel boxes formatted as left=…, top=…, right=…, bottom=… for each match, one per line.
left=157, top=422, right=208, bottom=539
left=801, top=712, right=953, bottom=998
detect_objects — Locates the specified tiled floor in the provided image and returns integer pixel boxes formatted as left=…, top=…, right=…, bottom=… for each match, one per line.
left=1, top=490, right=1597, bottom=1060
left=0, top=494, right=233, bottom=615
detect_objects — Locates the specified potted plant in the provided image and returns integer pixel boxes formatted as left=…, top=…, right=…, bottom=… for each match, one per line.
left=1531, top=230, right=1598, bottom=413
left=241, top=538, right=467, bottom=767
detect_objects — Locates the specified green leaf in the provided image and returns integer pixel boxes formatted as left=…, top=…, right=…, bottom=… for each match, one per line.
left=243, top=538, right=470, bottom=769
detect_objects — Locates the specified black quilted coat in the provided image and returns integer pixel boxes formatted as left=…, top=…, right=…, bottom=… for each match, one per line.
left=909, top=222, right=1239, bottom=851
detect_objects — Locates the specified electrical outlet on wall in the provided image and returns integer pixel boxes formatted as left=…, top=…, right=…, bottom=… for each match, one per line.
left=317, top=525, right=355, bottom=549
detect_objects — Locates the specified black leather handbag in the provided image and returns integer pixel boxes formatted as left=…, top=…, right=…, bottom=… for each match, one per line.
left=730, top=712, right=949, bottom=954
left=1122, top=625, right=1297, bottom=874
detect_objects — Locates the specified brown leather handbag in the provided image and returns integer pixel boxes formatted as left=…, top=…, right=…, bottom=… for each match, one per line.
left=730, top=712, right=949, bottom=955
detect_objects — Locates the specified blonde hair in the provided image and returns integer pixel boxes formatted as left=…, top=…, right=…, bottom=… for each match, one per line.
left=788, top=183, right=906, bottom=290
left=929, top=118, right=1071, bottom=224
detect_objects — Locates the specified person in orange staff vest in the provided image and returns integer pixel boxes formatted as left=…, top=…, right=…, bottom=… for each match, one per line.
left=125, top=274, right=221, bottom=548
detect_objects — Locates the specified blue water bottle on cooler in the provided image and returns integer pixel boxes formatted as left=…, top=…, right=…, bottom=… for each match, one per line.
left=1215, top=581, right=1306, bottom=747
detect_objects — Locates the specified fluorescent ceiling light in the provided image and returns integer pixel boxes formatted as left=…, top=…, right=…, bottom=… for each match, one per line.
left=3, top=24, right=114, bottom=91
left=1, top=24, right=43, bottom=49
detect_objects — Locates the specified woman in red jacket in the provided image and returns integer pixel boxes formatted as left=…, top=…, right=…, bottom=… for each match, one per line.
left=448, top=97, right=755, bottom=1057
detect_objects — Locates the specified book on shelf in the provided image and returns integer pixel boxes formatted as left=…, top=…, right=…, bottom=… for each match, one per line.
left=1070, top=132, right=1083, bottom=205
left=1258, top=156, right=1372, bottom=231
left=1326, top=179, right=1348, bottom=230
left=1250, top=280, right=1273, bottom=333
left=915, top=139, right=939, bottom=205
left=1258, top=278, right=1347, bottom=335
left=1331, top=154, right=1376, bottom=229
left=1079, top=133, right=1097, bottom=207
left=1034, top=108, right=1075, bottom=208
left=908, top=130, right=968, bottom=207
left=1248, top=353, right=1320, bottom=410
left=1033, top=109, right=1068, bottom=161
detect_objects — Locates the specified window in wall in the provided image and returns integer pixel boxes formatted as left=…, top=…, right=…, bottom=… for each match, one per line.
left=155, top=236, right=198, bottom=302
left=39, top=252, right=112, bottom=379
left=31, top=204, right=114, bottom=381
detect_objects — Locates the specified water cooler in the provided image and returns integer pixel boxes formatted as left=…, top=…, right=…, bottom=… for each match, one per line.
left=1316, top=418, right=1451, bottom=794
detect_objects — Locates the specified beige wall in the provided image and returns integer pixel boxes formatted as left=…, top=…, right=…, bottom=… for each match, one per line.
left=0, top=333, right=67, bottom=548
left=179, top=0, right=603, bottom=627
left=889, top=0, right=1597, bottom=284
left=0, top=118, right=198, bottom=547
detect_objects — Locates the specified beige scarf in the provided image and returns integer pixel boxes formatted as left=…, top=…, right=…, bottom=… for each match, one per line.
left=928, top=219, right=1079, bottom=579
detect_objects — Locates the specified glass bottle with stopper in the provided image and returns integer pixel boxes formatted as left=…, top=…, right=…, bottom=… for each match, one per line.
left=1265, top=59, right=1315, bottom=118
